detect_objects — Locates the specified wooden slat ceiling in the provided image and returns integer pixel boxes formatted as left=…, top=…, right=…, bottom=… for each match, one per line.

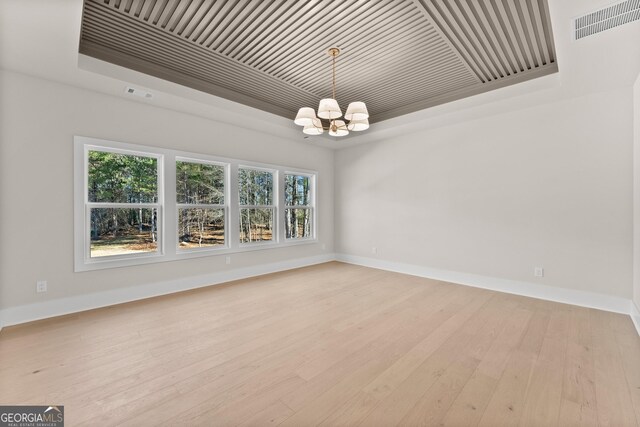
left=79, top=0, right=557, bottom=123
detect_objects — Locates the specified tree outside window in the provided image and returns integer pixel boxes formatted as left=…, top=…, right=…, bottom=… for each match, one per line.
left=176, top=160, right=226, bottom=249
left=238, top=168, right=274, bottom=243
left=284, top=174, right=313, bottom=239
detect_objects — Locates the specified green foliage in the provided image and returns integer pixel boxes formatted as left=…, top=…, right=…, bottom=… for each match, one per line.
left=88, top=150, right=157, bottom=203
left=176, top=161, right=224, bottom=204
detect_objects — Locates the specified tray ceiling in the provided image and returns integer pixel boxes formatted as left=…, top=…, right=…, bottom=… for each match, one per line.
left=79, top=0, right=557, bottom=123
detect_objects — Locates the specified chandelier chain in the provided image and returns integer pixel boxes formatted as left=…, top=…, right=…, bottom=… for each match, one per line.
left=332, top=52, right=337, bottom=101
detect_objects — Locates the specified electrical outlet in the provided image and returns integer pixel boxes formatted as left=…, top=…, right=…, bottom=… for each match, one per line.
left=36, top=280, right=47, bottom=293
left=322, top=243, right=326, bottom=251
left=372, top=246, right=377, bottom=255
left=225, top=256, right=231, bottom=265
left=534, top=267, right=544, bottom=277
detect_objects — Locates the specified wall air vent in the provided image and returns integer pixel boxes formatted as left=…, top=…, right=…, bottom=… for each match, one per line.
left=574, top=0, right=640, bottom=40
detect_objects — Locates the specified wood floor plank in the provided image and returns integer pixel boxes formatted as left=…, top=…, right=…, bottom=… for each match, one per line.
left=477, top=304, right=551, bottom=426
left=280, top=284, right=467, bottom=413
left=317, top=391, right=379, bottom=427
left=1, top=262, right=638, bottom=426
left=440, top=303, right=533, bottom=426
left=356, top=291, right=501, bottom=426
left=75, top=273, right=427, bottom=425
left=558, top=306, right=598, bottom=427
left=293, top=282, right=446, bottom=381
left=174, top=374, right=306, bottom=426
left=5, top=271, right=384, bottom=405
left=279, top=287, right=484, bottom=425
left=397, top=294, right=518, bottom=426
left=614, top=327, right=640, bottom=424
left=361, top=286, right=492, bottom=403
left=590, top=309, right=640, bottom=426
left=238, top=399, right=295, bottom=427
left=69, top=294, right=381, bottom=423
left=608, top=311, right=640, bottom=424
left=518, top=303, right=570, bottom=426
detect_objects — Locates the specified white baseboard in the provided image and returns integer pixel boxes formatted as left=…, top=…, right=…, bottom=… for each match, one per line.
left=632, top=302, right=640, bottom=337
left=0, top=254, right=336, bottom=328
left=336, top=253, right=634, bottom=316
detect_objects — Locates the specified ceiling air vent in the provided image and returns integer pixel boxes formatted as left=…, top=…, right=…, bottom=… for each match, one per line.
left=574, top=0, right=640, bottom=40
left=124, top=86, right=153, bottom=99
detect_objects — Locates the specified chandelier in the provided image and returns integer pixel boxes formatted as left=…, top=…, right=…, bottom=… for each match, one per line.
left=294, top=47, right=369, bottom=137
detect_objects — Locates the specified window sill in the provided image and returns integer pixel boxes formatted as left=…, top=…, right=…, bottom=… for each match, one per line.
left=76, top=252, right=165, bottom=272
left=75, top=239, right=319, bottom=271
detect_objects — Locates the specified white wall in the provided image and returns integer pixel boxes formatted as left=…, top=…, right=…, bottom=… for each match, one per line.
left=634, top=73, right=640, bottom=313
left=0, top=70, right=334, bottom=314
left=336, top=88, right=634, bottom=299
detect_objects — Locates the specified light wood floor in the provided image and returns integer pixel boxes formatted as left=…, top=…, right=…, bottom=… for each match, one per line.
left=1, top=262, right=639, bottom=426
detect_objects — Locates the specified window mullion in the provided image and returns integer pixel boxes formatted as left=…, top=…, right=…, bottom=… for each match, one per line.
left=229, top=162, right=239, bottom=250
left=164, top=155, right=176, bottom=255
left=86, top=202, right=160, bottom=209
left=177, top=203, right=225, bottom=209
left=238, top=205, right=275, bottom=209
left=278, top=169, right=286, bottom=243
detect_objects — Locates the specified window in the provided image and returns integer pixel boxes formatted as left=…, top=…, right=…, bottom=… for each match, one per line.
left=176, top=159, right=227, bottom=250
left=285, top=174, right=314, bottom=239
left=86, top=148, right=161, bottom=259
left=238, top=167, right=275, bottom=243
left=75, top=136, right=317, bottom=271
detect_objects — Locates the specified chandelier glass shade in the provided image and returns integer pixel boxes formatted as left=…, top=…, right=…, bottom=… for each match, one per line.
left=294, top=48, right=369, bottom=137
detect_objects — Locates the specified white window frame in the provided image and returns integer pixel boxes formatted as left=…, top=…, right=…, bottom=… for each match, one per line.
left=175, top=157, right=229, bottom=253
left=77, top=142, right=164, bottom=270
left=284, top=172, right=316, bottom=242
left=74, top=136, right=318, bottom=272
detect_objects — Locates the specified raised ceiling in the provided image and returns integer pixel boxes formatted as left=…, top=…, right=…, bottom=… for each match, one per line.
left=79, top=0, right=557, bottom=123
